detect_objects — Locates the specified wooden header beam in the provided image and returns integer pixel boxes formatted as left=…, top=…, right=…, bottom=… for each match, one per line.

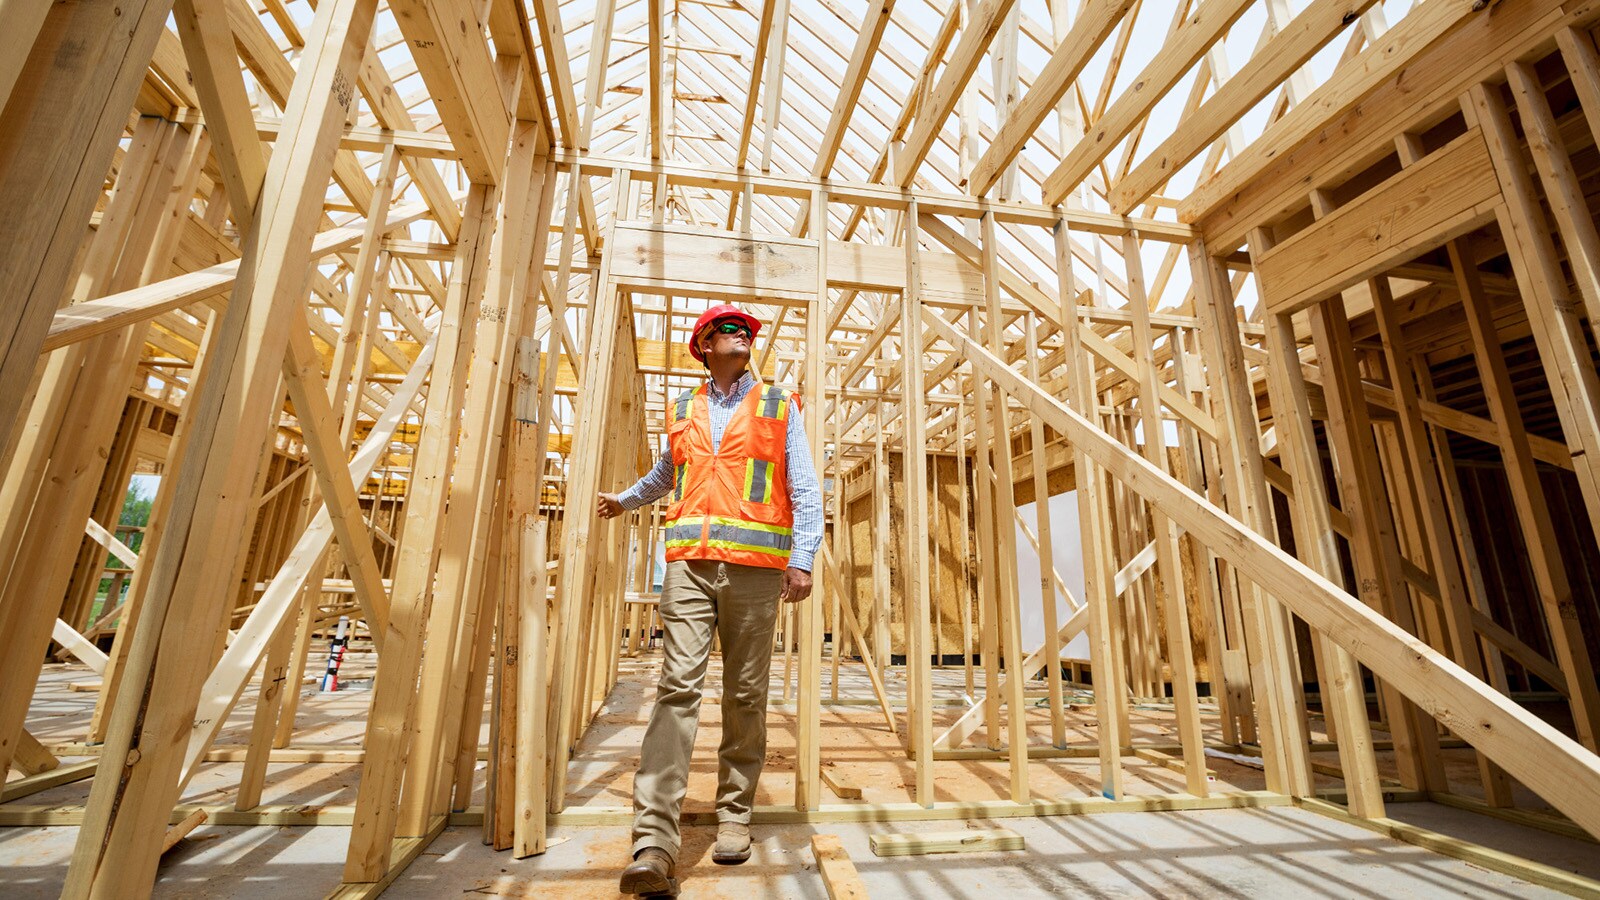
left=1253, top=129, right=1499, bottom=314
left=552, top=151, right=1195, bottom=241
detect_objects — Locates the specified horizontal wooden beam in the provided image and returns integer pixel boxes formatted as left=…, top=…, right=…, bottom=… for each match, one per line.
left=0, top=803, right=482, bottom=827
left=1254, top=129, right=1499, bottom=314
left=606, top=221, right=820, bottom=298
left=168, top=109, right=459, bottom=157
left=552, top=150, right=1195, bottom=241
left=1181, top=0, right=1588, bottom=250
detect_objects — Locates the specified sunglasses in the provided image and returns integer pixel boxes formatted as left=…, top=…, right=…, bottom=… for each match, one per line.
left=712, top=321, right=753, bottom=339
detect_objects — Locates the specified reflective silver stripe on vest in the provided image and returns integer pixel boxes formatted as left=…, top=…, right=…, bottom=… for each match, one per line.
left=745, top=458, right=772, bottom=503
left=668, top=518, right=707, bottom=538
left=706, top=522, right=792, bottom=552
left=760, top=386, right=785, bottom=418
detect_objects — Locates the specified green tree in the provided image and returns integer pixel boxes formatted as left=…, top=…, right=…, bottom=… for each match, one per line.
left=97, top=481, right=154, bottom=607
left=117, top=481, right=153, bottom=555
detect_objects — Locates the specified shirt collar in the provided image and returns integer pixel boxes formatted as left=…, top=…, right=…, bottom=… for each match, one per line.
left=706, top=370, right=754, bottom=402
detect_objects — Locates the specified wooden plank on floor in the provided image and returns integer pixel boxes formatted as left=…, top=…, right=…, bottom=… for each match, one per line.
left=13, top=729, right=59, bottom=775
left=869, top=828, right=1025, bottom=857
left=811, top=834, right=869, bottom=900
left=820, top=766, right=862, bottom=800
left=0, top=759, right=97, bottom=802
left=1298, top=797, right=1600, bottom=896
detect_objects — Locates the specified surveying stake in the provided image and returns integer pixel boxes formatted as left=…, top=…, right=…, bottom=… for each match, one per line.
left=320, top=615, right=350, bottom=692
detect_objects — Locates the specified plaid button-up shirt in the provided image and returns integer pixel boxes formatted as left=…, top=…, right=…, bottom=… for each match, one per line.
left=618, top=371, right=824, bottom=572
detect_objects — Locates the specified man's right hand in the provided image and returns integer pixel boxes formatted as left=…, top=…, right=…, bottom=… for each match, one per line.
left=597, top=492, right=625, bottom=519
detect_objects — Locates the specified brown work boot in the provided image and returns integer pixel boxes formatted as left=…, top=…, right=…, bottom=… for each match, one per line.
left=620, top=847, right=678, bottom=896
left=712, top=822, right=751, bottom=865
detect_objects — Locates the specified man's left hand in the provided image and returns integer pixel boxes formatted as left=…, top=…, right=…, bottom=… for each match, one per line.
left=779, top=567, right=812, bottom=603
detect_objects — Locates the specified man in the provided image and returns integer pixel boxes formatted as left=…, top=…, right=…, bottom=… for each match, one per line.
left=598, top=303, right=822, bottom=897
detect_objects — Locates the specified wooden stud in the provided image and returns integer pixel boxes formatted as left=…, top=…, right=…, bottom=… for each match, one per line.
left=966, top=308, right=1003, bottom=753
left=796, top=188, right=828, bottom=810
left=1053, top=216, right=1122, bottom=799
left=1308, top=292, right=1447, bottom=793
left=1258, top=304, right=1384, bottom=817
left=980, top=212, right=1028, bottom=804
left=1023, top=315, right=1067, bottom=748
left=902, top=203, right=935, bottom=806
left=1120, top=232, right=1208, bottom=795
left=513, top=516, right=550, bottom=857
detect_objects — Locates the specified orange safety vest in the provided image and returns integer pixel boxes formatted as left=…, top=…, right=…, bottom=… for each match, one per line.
left=663, top=381, right=796, bottom=570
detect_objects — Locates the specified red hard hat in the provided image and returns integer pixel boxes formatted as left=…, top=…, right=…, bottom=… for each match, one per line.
left=688, top=304, right=762, bottom=363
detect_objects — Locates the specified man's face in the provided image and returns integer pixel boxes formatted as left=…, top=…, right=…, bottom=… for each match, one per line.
left=700, top=317, right=753, bottom=365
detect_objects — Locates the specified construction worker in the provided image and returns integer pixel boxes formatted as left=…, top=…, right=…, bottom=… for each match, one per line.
left=598, top=303, right=823, bottom=897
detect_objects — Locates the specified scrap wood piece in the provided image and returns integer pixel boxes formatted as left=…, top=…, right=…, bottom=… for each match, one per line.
left=84, top=517, right=140, bottom=568
left=14, top=729, right=60, bottom=775
left=160, top=809, right=208, bottom=854
left=820, top=766, right=862, bottom=800
left=52, top=618, right=109, bottom=673
left=811, top=834, right=868, bottom=900
left=869, top=828, right=1025, bottom=857
left=0, top=759, right=97, bottom=803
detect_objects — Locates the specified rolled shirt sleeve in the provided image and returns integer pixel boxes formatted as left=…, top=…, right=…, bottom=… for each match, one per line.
left=617, top=451, right=674, bottom=509
left=783, top=408, right=824, bottom=572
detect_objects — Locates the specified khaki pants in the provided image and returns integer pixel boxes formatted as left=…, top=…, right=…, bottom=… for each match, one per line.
left=631, top=559, right=783, bottom=860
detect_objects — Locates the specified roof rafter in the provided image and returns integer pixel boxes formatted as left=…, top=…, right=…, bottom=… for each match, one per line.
left=1109, top=0, right=1376, bottom=214
left=1042, top=0, right=1255, bottom=204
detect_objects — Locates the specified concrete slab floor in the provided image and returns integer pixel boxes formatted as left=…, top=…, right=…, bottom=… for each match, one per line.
left=0, top=805, right=1578, bottom=899
left=8, top=659, right=1596, bottom=897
